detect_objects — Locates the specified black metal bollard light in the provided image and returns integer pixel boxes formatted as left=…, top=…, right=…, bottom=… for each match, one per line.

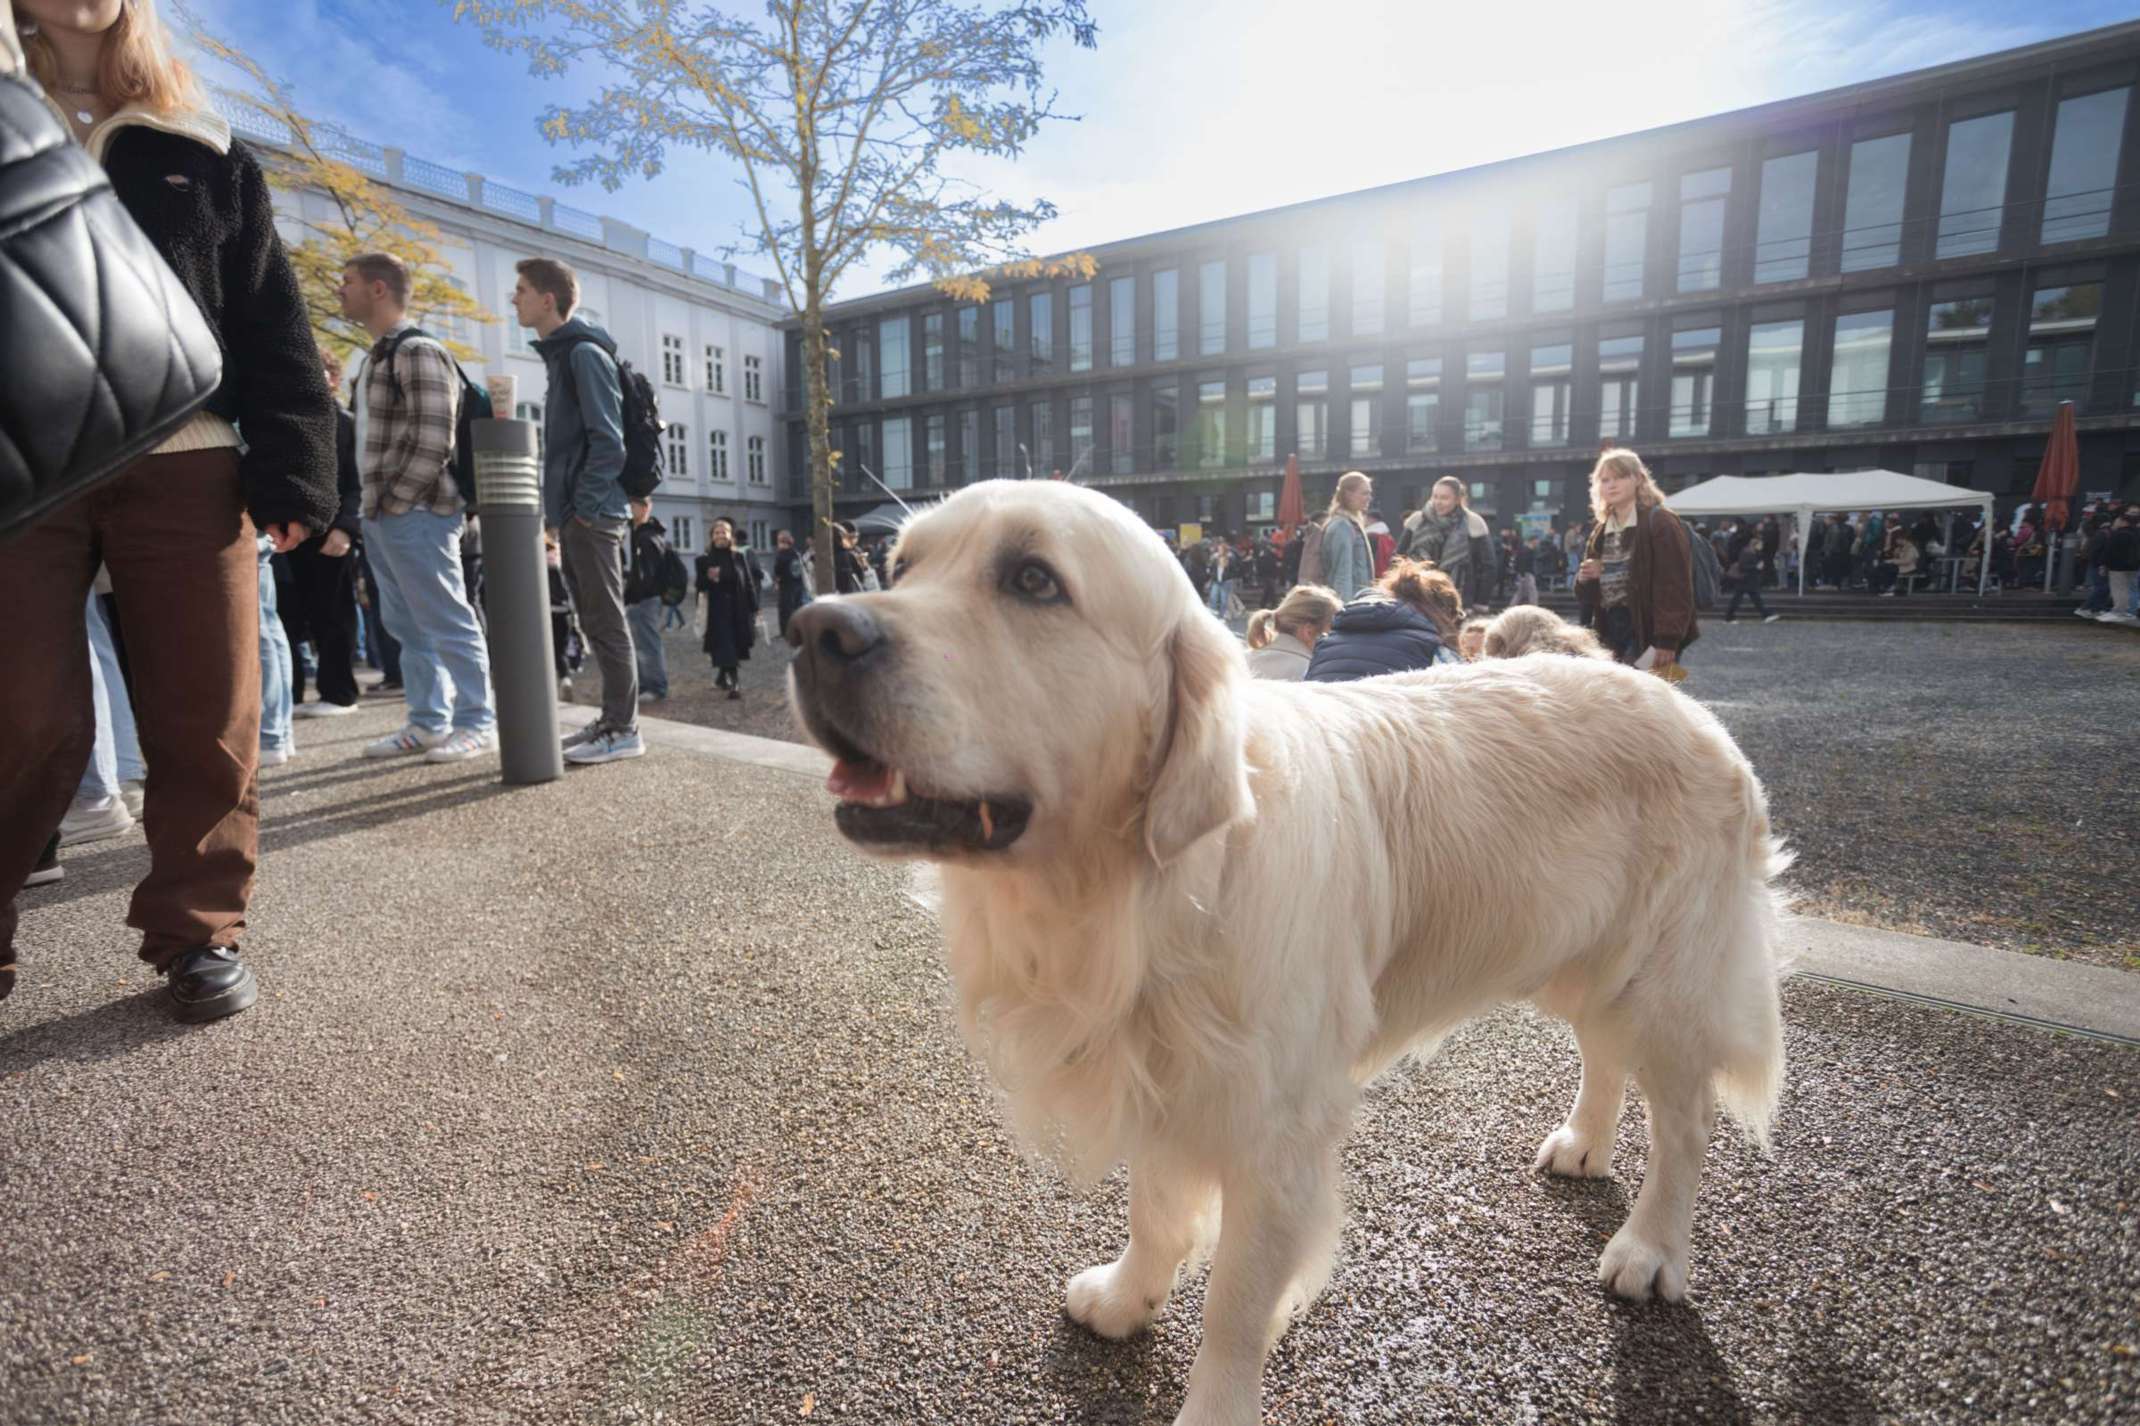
left=472, top=418, right=564, bottom=786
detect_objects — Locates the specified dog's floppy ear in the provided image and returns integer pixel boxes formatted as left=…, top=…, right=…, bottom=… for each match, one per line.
left=1145, top=607, right=1254, bottom=866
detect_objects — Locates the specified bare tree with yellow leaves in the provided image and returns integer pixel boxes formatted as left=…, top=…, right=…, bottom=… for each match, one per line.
left=450, top=0, right=1097, bottom=575
left=182, top=16, right=491, bottom=363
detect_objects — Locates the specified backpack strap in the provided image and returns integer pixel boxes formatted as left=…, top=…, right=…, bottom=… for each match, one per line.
left=376, top=325, right=434, bottom=404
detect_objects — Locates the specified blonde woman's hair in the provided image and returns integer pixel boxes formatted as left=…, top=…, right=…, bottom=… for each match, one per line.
left=1376, top=557, right=1464, bottom=642
left=1588, top=448, right=1666, bottom=523
left=1324, top=471, right=1372, bottom=528
left=1245, top=583, right=1341, bottom=650
left=23, top=0, right=201, bottom=115
left=1482, top=604, right=1611, bottom=660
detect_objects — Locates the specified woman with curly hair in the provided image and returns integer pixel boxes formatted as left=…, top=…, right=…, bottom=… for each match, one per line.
left=1304, top=558, right=1465, bottom=683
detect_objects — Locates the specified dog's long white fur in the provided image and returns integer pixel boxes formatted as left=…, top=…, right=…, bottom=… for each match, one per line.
left=805, top=481, right=1788, bottom=1426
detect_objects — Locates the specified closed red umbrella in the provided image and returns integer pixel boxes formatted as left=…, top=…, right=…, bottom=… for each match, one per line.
left=1276, top=453, right=1304, bottom=538
left=2031, top=400, right=2079, bottom=533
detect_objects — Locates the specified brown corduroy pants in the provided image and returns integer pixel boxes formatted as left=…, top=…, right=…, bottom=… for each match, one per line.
left=0, top=449, right=262, bottom=973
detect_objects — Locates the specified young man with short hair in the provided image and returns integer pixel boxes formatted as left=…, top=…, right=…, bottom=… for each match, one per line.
left=513, top=257, right=644, bottom=765
left=338, top=252, right=497, bottom=763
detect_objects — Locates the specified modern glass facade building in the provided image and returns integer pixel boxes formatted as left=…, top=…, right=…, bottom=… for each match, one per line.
left=785, top=22, right=2140, bottom=534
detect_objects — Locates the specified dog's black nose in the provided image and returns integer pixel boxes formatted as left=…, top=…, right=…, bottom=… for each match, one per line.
left=788, top=600, right=884, bottom=663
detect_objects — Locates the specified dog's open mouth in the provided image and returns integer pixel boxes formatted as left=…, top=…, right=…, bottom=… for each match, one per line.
left=825, top=754, right=1032, bottom=854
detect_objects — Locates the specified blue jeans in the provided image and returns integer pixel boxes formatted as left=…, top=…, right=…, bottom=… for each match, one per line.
left=1207, top=578, right=1234, bottom=615
left=361, top=510, right=495, bottom=735
left=78, top=590, right=147, bottom=802
left=661, top=600, right=688, bottom=631
left=257, top=539, right=294, bottom=753
left=628, top=596, right=668, bottom=698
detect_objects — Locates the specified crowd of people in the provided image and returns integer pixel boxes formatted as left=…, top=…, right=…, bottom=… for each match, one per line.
left=1171, top=479, right=1599, bottom=620
left=1244, top=449, right=1702, bottom=683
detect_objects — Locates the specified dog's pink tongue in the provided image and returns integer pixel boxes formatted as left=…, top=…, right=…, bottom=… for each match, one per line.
left=828, top=758, right=893, bottom=803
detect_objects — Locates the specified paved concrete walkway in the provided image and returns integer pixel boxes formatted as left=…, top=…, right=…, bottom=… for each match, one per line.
left=4, top=695, right=2134, bottom=1425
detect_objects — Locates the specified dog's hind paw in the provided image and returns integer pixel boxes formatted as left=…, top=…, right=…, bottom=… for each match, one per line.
left=1598, top=1225, right=1689, bottom=1302
left=1066, top=1261, right=1166, bottom=1339
left=1534, top=1124, right=1616, bottom=1178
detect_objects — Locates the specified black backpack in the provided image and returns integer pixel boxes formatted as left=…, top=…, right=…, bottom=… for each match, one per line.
left=553, top=329, right=665, bottom=499
left=377, top=327, right=492, bottom=508
left=626, top=520, right=692, bottom=606
left=1686, top=518, right=1724, bottom=610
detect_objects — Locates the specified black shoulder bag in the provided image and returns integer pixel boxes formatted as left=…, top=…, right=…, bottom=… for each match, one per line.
left=0, top=71, right=223, bottom=541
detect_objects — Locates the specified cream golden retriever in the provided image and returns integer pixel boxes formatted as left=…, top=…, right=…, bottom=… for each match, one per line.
left=787, top=481, right=1787, bottom=1426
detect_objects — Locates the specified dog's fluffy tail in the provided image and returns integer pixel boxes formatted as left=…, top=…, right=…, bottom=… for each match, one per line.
left=1713, top=832, right=1792, bottom=1152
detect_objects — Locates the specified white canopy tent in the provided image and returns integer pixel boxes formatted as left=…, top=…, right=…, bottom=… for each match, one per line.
left=1667, top=471, right=1996, bottom=595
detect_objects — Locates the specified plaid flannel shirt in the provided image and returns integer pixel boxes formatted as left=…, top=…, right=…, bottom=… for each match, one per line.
left=357, top=321, right=462, bottom=519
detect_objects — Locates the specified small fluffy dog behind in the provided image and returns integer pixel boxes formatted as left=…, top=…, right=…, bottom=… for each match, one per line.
left=1483, top=602, right=1612, bottom=660
left=786, top=482, right=1787, bottom=1426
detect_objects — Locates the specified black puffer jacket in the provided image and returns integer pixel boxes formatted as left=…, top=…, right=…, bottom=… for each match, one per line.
left=101, top=122, right=337, bottom=533
left=1304, top=597, right=1454, bottom=683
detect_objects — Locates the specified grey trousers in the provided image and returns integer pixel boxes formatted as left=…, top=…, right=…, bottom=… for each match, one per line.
left=560, top=517, right=637, bottom=728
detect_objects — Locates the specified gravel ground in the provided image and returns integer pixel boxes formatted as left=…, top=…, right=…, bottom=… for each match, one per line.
left=3, top=700, right=2135, bottom=1424
left=601, top=615, right=2140, bottom=970
left=1681, top=619, right=2139, bottom=970
left=565, top=616, right=804, bottom=745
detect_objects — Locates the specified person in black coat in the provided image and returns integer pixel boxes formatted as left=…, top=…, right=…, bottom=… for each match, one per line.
left=1304, top=559, right=1466, bottom=682
left=285, top=346, right=366, bottom=712
left=2, top=5, right=336, bottom=1023
left=772, top=529, right=809, bottom=638
left=831, top=522, right=872, bottom=593
left=696, top=517, right=762, bottom=698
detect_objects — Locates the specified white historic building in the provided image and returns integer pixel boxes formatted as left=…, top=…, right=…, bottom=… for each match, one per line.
left=228, top=107, right=792, bottom=556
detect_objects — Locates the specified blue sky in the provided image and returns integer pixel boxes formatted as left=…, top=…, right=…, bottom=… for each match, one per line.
left=180, top=0, right=2135, bottom=301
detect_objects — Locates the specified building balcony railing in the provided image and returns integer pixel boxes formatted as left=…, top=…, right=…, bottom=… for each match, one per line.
left=214, top=97, right=784, bottom=305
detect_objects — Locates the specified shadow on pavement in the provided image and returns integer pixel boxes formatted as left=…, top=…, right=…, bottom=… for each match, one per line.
left=0, top=985, right=192, bottom=1072
left=25, top=773, right=512, bottom=913
left=1608, top=1297, right=1748, bottom=1424
left=1038, top=1314, right=1170, bottom=1425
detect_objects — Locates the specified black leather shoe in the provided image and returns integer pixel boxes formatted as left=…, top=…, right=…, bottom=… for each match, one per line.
left=167, top=946, right=257, bottom=1024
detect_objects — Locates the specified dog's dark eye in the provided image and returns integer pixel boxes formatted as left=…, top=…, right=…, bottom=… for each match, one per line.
left=1008, top=559, right=1066, bottom=604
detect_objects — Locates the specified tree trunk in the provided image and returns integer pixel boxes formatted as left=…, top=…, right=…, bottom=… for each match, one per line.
left=802, top=301, right=836, bottom=595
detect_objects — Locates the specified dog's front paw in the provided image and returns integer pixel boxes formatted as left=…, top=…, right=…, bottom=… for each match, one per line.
left=1535, top=1123, right=1615, bottom=1178
left=1598, top=1224, right=1689, bottom=1302
left=1066, top=1261, right=1166, bottom=1339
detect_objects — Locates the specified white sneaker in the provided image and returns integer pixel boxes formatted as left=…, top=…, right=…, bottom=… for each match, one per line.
left=294, top=700, right=358, bottom=718
left=1763, top=613, right=1781, bottom=623
left=2098, top=611, right=2139, bottom=625
left=258, top=746, right=294, bottom=767
left=120, top=780, right=145, bottom=819
left=2075, top=607, right=2102, bottom=618
left=364, top=725, right=448, bottom=758
left=59, top=794, right=134, bottom=846
left=424, top=728, right=499, bottom=763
